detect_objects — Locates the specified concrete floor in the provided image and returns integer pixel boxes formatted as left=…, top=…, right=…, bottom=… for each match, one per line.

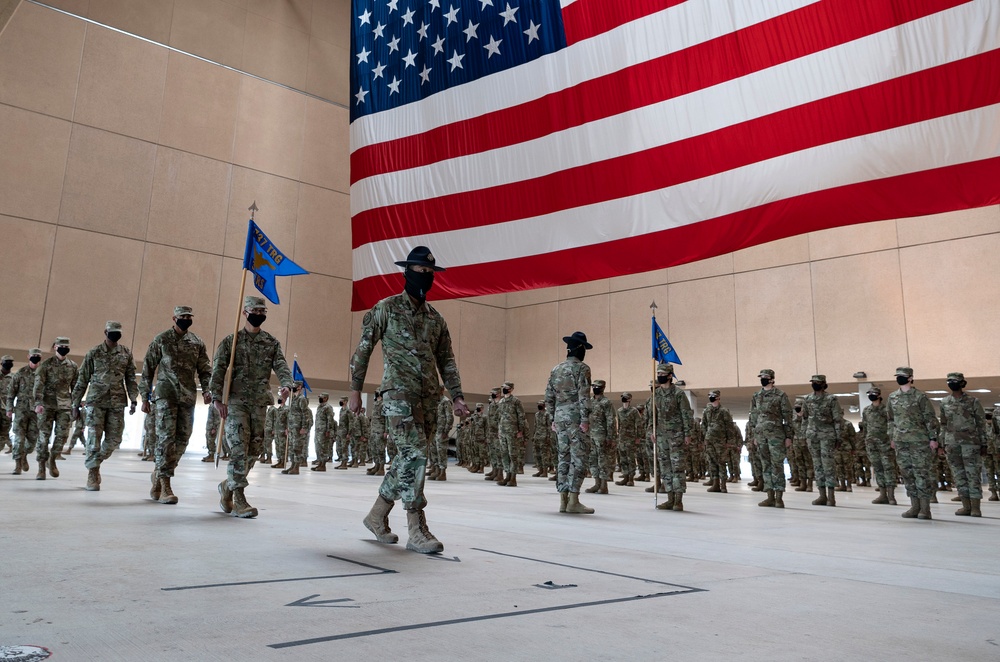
left=1, top=452, right=998, bottom=661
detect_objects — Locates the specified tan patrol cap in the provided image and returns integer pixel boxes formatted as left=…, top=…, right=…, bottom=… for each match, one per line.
left=895, top=367, right=913, bottom=377
left=656, top=363, right=674, bottom=375
left=54, top=337, right=70, bottom=347
left=174, top=305, right=193, bottom=316
left=593, top=379, right=606, bottom=388
left=105, top=321, right=122, bottom=331
left=29, top=348, right=42, bottom=356
left=946, top=372, right=965, bottom=381
left=759, top=368, right=775, bottom=379
left=244, top=295, right=266, bottom=309
left=503, top=381, right=514, bottom=389
left=810, top=374, right=826, bottom=383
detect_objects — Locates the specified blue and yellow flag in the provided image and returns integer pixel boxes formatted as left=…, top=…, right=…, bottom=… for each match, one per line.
left=652, top=317, right=682, bottom=365
left=242, top=220, right=308, bottom=305
left=292, top=360, right=312, bottom=393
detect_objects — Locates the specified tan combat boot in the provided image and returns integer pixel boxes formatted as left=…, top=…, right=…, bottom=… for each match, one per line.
left=272, top=460, right=286, bottom=469
left=887, top=486, right=897, bottom=505
left=231, top=488, right=258, bottom=518
left=794, top=478, right=808, bottom=492
left=565, top=492, right=595, bottom=514
left=375, top=463, right=385, bottom=476
left=597, top=478, right=607, bottom=494
left=201, top=454, right=214, bottom=463
left=159, top=477, right=178, bottom=504
left=585, top=477, right=601, bottom=493
left=701, top=478, right=713, bottom=486
left=811, top=487, right=828, bottom=506
left=366, top=464, right=377, bottom=475
left=281, top=462, right=300, bottom=475
left=901, top=496, right=920, bottom=518
left=333, top=458, right=348, bottom=470
left=218, top=480, right=233, bottom=513
left=533, top=468, right=545, bottom=478
left=773, top=491, right=784, bottom=508
left=707, top=478, right=721, bottom=493
left=497, top=471, right=509, bottom=486
left=363, top=495, right=399, bottom=543
left=86, top=468, right=100, bottom=491
left=951, top=494, right=962, bottom=502
left=559, top=491, right=569, bottom=513
left=758, top=490, right=775, bottom=507
left=872, top=487, right=889, bottom=504
left=150, top=470, right=161, bottom=500
left=12, top=456, right=21, bottom=475
left=917, top=497, right=932, bottom=519
left=955, top=497, right=971, bottom=516
left=437, top=467, right=446, bottom=482
left=672, top=492, right=684, bottom=511
left=720, top=479, right=727, bottom=493
left=656, top=492, right=675, bottom=510
left=614, top=474, right=629, bottom=486
left=990, top=488, right=999, bottom=502
left=311, top=461, right=327, bottom=472
left=505, top=471, right=516, bottom=487
left=929, top=491, right=938, bottom=504
left=970, top=498, right=982, bottom=517
left=48, top=455, right=59, bottom=478
left=36, top=462, right=46, bottom=480
left=406, top=509, right=444, bottom=553
left=827, top=488, right=836, bottom=507
left=21, top=456, right=29, bottom=472
left=426, top=466, right=439, bottom=480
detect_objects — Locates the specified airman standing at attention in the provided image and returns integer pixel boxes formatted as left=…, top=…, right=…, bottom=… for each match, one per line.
left=202, top=402, right=222, bottom=462
left=282, top=381, right=312, bottom=475
left=34, top=337, right=78, bottom=479
left=486, top=388, right=502, bottom=482
left=6, top=349, right=43, bottom=475
left=312, top=392, right=335, bottom=472
left=497, top=382, right=528, bottom=487
left=649, top=363, right=693, bottom=511
left=532, top=400, right=553, bottom=479
left=584, top=380, right=615, bottom=495
left=939, top=372, right=987, bottom=517
left=748, top=369, right=793, bottom=508
left=887, top=367, right=939, bottom=520
left=862, top=386, right=896, bottom=505
left=702, top=390, right=734, bottom=494
left=429, top=386, right=454, bottom=481
left=0, top=355, right=15, bottom=455
left=802, top=374, right=844, bottom=507
left=615, top=392, right=641, bottom=487
left=271, top=396, right=289, bottom=469
left=986, top=408, right=1000, bottom=501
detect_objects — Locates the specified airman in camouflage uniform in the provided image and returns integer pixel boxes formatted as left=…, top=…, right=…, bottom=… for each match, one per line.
left=312, top=392, right=335, bottom=472
left=66, top=415, right=85, bottom=454
left=0, top=355, right=15, bottom=454
left=863, top=385, right=896, bottom=504
left=282, top=381, right=312, bottom=475
left=71, top=322, right=139, bottom=490
left=368, top=392, right=387, bottom=475
left=643, top=387, right=668, bottom=494
left=801, top=374, right=844, bottom=506
left=352, top=246, right=468, bottom=554
left=637, top=402, right=651, bottom=482
left=615, top=393, right=642, bottom=487
left=688, top=417, right=705, bottom=482
left=985, top=408, right=999, bottom=501
left=745, top=421, right=762, bottom=491
left=34, top=337, right=78, bottom=479
left=835, top=421, right=857, bottom=493
left=728, top=421, right=743, bottom=483
left=262, top=400, right=276, bottom=464
left=532, top=400, right=554, bottom=478
left=272, top=398, right=290, bottom=468
left=334, top=397, right=353, bottom=469
left=6, top=349, right=42, bottom=475
left=702, top=390, right=734, bottom=493
left=140, top=405, right=155, bottom=461
left=485, top=388, right=502, bottom=481
left=139, top=306, right=213, bottom=505
left=202, top=402, right=223, bottom=462
left=546, top=331, right=594, bottom=514
left=887, top=366, right=938, bottom=520
left=429, top=388, right=453, bottom=481
left=790, top=396, right=814, bottom=492
left=356, top=407, right=370, bottom=466
left=749, top=368, right=793, bottom=508
left=939, top=372, right=987, bottom=517
left=211, top=296, right=293, bottom=518
left=649, top=363, right=693, bottom=511
left=583, top=380, right=615, bottom=495
left=497, top=382, right=528, bottom=487
left=469, top=403, right=487, bottom=473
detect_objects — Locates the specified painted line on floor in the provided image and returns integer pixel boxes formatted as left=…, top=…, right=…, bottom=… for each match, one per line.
left=162, top=556, right=397, bottom=591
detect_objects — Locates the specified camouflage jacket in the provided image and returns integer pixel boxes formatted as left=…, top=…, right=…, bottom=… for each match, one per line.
left=206, top=403, right=221, bottom=434
left=939, top=392, right=986, bottom=446
left=72, top=341, right=139, bottom=409
left=588, top=395, right=616, bottom=441
left=6, top=366, right=37, bottom=415
left=791, top=415, right=807, bottom=443
left=437, top=395, right=455, bottom=440
left=887, top=387, right=937, bottom=443
left=861, top=401, right=888, bottom=443
left=470, top=410, right=487, bottom=443
left=338, top=407, right=355, bottom=440
left=357, top=412, right=369, bottom=440
left=315, top=402, right=336, bottom=441
left=801, top=391, right=843, bottom=439
left=616, top=405, right=642, bottom=443
left=544, top=357, right=592, bottom=426
left=750, top=387, right=793, bottom=441
left=731, top=421, right=744, bottom=448
left=275, top=405, right=289, bottom=438
left=840, top=422, right=857, bottom=452
left=702, top=404, right=734, bottom=444
left=349, top=293, right=463, bottom=403
left=288, top=393, right=313, bottom=433
left=142, top=410, right=155, bottom=443
left=498, top=394, right=528, bottom=438
left=0, top=370, right=13, bottom=410
left=533, top=409, right=552, bottom=442
left=265, top=406, right=276, bottom=440
left=34, top=356, right=78, bottom=410
left=647, top=385, right=693, bottom=438
left=139, top=328, right=212, bottom=406
left=210, top=328, right=293, bottom=407
left=487, top=399, right=500, bottom=438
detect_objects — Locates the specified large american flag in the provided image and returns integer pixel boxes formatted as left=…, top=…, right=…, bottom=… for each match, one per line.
left=349, top=0, right=1000, bottom=310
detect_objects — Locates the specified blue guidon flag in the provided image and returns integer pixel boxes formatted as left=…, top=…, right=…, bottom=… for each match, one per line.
left=242, top=220, right=309, bottom=305
left=652, top=316, right=681, bottom=366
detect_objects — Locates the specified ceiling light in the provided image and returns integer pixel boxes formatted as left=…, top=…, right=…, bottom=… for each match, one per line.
left=926, top=390, right=948, bottom=394
left=967, top=389, right=991, bottom=393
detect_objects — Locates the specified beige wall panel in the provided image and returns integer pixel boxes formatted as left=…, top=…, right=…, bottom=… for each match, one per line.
left=608, top=284, right=669, bottom=393
left=213, top=257, right=291, bottom=351
left=559, top=279, right=609, bottom=300
left=158, top=52, right=242, bottom=163
left=808, top=219, right=897, bottom=261
left=431, top=299, right=462, bottom=375
left=0, top=3, right=85, bottom=119
left=305, top=36, right=349, bottom=105
left=241, top=13, right=309, bottom=91
left=233, top=76, right=305, bottom=181
left=300, top=97, right=349, bottom=192
left=504, top=285, right=560, bottom=308
left=462, top=293, right=507, bottom=308
left=42, top=227, right=144, bottom=353
left=0, top=104, right=71, bottom=223
left=0, top=215, right=56, bottom=351
left=74, top=25, right=167, bottom=142
left=733, top=234, right=810, bottom=273
left=609, top=268, right=669, bottom=293
left=133, top=243, right=223, bottom=361
left=247, top=0, right=311, bottom=34
left=220, top=0, right=248, bottom=9
left=310, top=0, right=348, bottom=49
left=558, top=295, right=610, bottom=387
left=506, top=302, right=559, bottom=396
left=668, top=254, right=734, bottom=283
left=147, top=147, right=232, bottom=254
left=87, top=0, right=173, bottom=43
left=59, top=125, right=156, bottom=240
left=285, top=273, right=352, bottom=382
left=809, top=251, right=907, bottom=383
left=734, top=263, right=816, bottom=386
left=349, top=309, right=383, bottom=388
left=295, top=183, right=350, bottom=278
left=899, top=235, right=1000, bottom=378
left=667, top=277, right=738, bottom=390
left=456, top=302, right=505, bottom=396
left=43, top=0, right=90, bottom=15
left=169, top=0, right=245, bottom=69
left=896, top=206, right=1000, bottom=247
left=223, top=166, right=299, bottom=259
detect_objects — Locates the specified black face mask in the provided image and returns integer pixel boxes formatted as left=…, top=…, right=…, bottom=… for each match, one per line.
left=708, top=396, right=717, bottom=403
left=56, top=347, right=70, bottom=357
left=1, top=361, right=12, bottom=371
left=246, top=313, right=266, bottom=328
left=794, top=406, right=802, bottom=413
left=868, top=394, right=879, bottom=402
left=987, top=415, right=994, bottom=421
left=537, top=405, right=543, bottom=411
left=29, top=356, right=41, bottom=365
left=568, top=345, right=586, bottom=361
left=320, top=398, right=328, bottom=404
left=404, top=269, right=434, bottom=301
left=106, top=331, right=122, bottom=343
left=896, top=375, right=909, bottom=386
left=657, top=375, right=670, bottom=385
left=502, top=388, right=511, bottom=395
left=621, top=397, right=629, bottom=403
left=593, top=387, right=603, bottom=395
left=760, top=377, right=771, bottom=387
left=811, top=382, right=824, bottom=392
left=176, top=318, right=193, bottom=331
left=947, top=381, right=963, bottom=392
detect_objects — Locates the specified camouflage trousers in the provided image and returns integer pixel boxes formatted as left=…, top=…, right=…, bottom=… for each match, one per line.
left=654, top=433, right=687, bottom=493
left=935, top=451, right=953, bottom=487
left=727, top=446, right=741, bottom=479
left=543, top=434, right=557, bottom=471
left=37, top=408, right=71, bottom=461
left=555, top=420, right=590, bottom=493
left=807, top=433, right=837, bottom=488
left=706, top=441, right=727, bottom=480
left=431, top=433, right=448, bottom=471
left=984, top=450, right=1000, bottom=491
left=532, top=435, right=546, bottom=468
left=84, top=406, right=125, bottom=470
left=757, top=436, right=787, bottom=492
left=791, top=440, right=813, bottom=480
left=946, top=443, right=984, bottom=499
left=0, top=413, right=10, bottom=450
left=748, top=444, right=762, bottom=483
left=896, top=439, right=935, bottom=499
left=488, top=434, right=502, bottom=470
left=11, top=410, right=39, bottom=461
left=350, top=436, right=365, bottom=463
left=378, top=396, right=436, bottom=511
left=618, top=438, right=637, bottom=477
left=222, top=404, right=265, bottom=490
left=587, top=434, right=613, bottom=481
left=67, top=423, right=85, bottom=450
left=334, top=433, right=346, bottom=463
left=866, top=439, right=896, bottom=489
left=205, top=425, right=230, bottom=456
left=500, top=432, right=524, bottom=474
left=641, top=438, right=654, bottom=477
left=289, top=430, right=310, bottom=465
left=154, top=400, right=195, bottom=479
left=317, top=433, right=334, bottom=462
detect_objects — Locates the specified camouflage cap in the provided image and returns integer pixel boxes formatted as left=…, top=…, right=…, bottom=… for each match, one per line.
left=946, top=372, right=965, bottom=381
left=621, top=392, right=632, bottom=400
left=656, top=363, right=674, bottom=375
left=986, top=407, right=995, bottom=414
left=593, top=379, right=606, bottom=388
left=537, top=400, right=545, bottom=405
left=895, top=366, right=913, bottom=377
left=29, top=348, right=42, bottom=356
left=105, top=321, right=123, bottom=332
left=244, top=295, right=266, bottom=310
left=708, top=389, right=721, bottom=398
left=293, top=380, right=303, bottom=388
left=758, top=368, right=775, bottom=379
left=503, top=381, right=514, bottom=389
left=794, top=396, right=805, bottom=404
left=320, top=392, right=329, bottom=398
left=54, top=337, right=70, bottom=347
left=1, top=355, right=12, bottom=361
left=476, top=402, right=484, bottom=409
left=810, top=374, right=827, bottom=383
left=173, top=305, right=194, bottom=316
left=491, top=387, right=501, bottom=394
left=867, top=385, right=882, bottom=397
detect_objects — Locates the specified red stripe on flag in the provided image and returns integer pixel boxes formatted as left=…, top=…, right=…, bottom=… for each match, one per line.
left=349, top=0, right=966, bottom=185
left=351, top=156, right=1000, bottom=309
left=560, top=0, right=689, bottom=45
left=352, top=48, right=1000, bottom=248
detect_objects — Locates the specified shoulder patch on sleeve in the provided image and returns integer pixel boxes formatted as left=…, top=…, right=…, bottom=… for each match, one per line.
left=362, top=311, right=373, bottom=326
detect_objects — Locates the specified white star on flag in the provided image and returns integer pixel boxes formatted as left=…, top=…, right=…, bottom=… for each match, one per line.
left=388, top=76, right=401, bottom=95
left=417, top=21, right=429, bottom=40
left=500, top=3, right=518, bottom=26
left=372, top=61, right=386, bottom=79
left=431, top=35, right=445, bottom=55
left=419, top=64, right=432, bottom=84
left=428, top=0, right=439, bottom=10
left=479, top=0, right=492, bottom=8
left=444, top=5, right=459, bottom=26
left=356, top=46, right=371, bottom=63
left=402, top=49, right=418, bottom=68
left=388, top=35, right=400, bottom=52
left=373, top=22, right=385, bottom=39
left=447, top=49, right=464, bottom=71
left=484, top=35, right=502, bottom=58
left=358, top=8, right=372, bottom=25
left=354, top=86, right=368, bottom=105
left=523, top=20, right=539, bottom=43
left=387, top=0, right=399, bottom=13
left=463, top=20, right=479, bottom=42
left=402, top=7, right=415, bottom=25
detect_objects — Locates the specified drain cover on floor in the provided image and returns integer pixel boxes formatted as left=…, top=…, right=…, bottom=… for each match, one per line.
left=0, top=646, right=51, bottom=661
